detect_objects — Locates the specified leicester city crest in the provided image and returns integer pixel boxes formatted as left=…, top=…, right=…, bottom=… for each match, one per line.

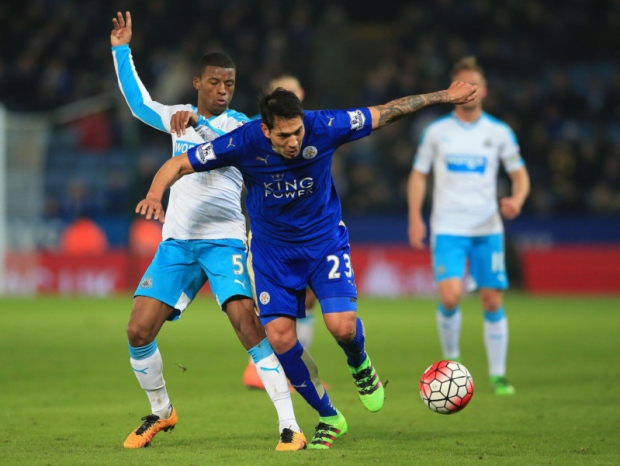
left=259, top=291, right=271, bottom=305
left=302, top=146, right=318, bottom=159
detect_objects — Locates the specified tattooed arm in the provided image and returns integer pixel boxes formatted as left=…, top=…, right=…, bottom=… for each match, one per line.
left=368, top=81, right=477, bottom=130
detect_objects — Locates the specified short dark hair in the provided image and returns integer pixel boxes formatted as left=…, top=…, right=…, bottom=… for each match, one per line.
left=197, top=52, right=236, bottom=77
left=259, top=88, right=304, bottom=129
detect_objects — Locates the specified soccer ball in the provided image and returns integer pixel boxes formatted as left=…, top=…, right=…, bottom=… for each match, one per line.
left=419, top=360, right=474, bottom=414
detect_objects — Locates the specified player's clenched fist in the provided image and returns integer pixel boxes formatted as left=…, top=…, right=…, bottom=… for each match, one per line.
left=446, top=81, right=477, bottom=104
left=499, top=197, right=522, bottom=220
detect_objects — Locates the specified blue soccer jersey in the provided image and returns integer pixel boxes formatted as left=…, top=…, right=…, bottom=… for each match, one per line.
left=187, top=108, right=372, bottom=246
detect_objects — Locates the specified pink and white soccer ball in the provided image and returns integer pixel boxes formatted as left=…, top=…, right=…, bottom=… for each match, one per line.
left=419, top=360, right=474, bottom=414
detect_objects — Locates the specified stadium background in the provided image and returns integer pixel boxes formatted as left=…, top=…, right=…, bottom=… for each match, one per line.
left=1, top=0, right=619, bottom=296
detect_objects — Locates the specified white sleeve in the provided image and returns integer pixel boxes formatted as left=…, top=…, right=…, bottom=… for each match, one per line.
left=413, top=125, right=436, bottom=174
left=112, top=44, right=194, bottom=133
left=498, top=124, right=524, bottom=173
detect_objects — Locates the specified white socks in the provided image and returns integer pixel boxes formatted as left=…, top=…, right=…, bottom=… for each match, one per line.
left=436, top=306, right=462, bottom=359
left=484, top=309, right=508, bottom=377
left=249, top=339, right=301, bottom=433
left=130, top=347, right=171, bottom=418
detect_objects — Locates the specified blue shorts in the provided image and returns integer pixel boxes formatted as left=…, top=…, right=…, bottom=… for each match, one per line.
left=431, top=233, right=508, bottom=290
left=135, top=239, right=253, bottom=319
left=248, top=224, right=358, bottom=325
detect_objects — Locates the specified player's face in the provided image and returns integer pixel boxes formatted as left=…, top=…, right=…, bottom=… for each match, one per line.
left=453, top=70, right=487, bottom=110
left=261, top=117, right=305, bottom=159
left=193, top=66, right=236, bottom=116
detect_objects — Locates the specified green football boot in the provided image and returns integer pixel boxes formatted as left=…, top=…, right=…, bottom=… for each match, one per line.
left=307, top=410, right=348, bottom=450
left=349, top=355, right=385, bottom=412
left=491, top=376, right=515, bottom=395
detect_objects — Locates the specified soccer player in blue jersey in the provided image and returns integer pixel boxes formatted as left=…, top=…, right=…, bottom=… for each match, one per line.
left=407, top=56, right=530, bottom=395
left=136, top=81, right=477, bottom=448
left=248, top=75, right=320, bottom=390
left=110, top=11, right=304, bottom=451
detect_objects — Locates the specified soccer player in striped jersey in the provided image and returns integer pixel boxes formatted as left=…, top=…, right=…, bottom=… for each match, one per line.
left=136, top=80, right=476, bottom=448
left=110, top=11, right=304, bottom=451
left=407, top=56, right=530, bottom=395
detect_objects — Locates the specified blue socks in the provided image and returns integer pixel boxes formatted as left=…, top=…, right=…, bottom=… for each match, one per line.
left=337, top=317, right=367, bottom=368
left=277, top=341, right=337, bottom=417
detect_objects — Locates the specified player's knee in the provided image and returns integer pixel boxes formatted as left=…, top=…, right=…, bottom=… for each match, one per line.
left=440, top=294, right=461, bottom=310
left=480, top=290, right=502, bottom=311
left=328, top=321, right=356, bottom=342
left=439, top=281, right=462, bottom=309
left=126, top=321, right=154, bottom=347
left=323, top=311, right=356, bottom=342
left=481, top=298, right=502, bottom=312
left=267, top=331, right=297, bottom=353
left=264, top=316, right=298, bottom=352
left=330, top=328, right=355, bottom=342
left=482, top=301, right=502, bottom=312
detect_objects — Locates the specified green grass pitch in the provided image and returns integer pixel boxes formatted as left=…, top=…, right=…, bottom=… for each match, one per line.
left=1, top=293, right=619, bottom=465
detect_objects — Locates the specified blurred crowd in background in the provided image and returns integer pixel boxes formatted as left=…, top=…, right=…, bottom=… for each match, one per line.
left=1, top=0, right=619, bottom=233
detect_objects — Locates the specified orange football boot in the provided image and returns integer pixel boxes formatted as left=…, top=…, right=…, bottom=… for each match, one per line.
left=123, top=405, right=178, bottom=448
left=276, top=428, right=307, bottom=451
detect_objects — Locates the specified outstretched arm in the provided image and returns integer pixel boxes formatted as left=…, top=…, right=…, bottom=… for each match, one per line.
left=111, top=11, right=190, bottom=133
left=135, top=154, right=196, bottom=222
left=368, top=81, right=477, bottom=130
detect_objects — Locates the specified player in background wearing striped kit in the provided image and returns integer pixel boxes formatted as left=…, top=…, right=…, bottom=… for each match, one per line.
left=407, top=56, right=530, bottom=395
